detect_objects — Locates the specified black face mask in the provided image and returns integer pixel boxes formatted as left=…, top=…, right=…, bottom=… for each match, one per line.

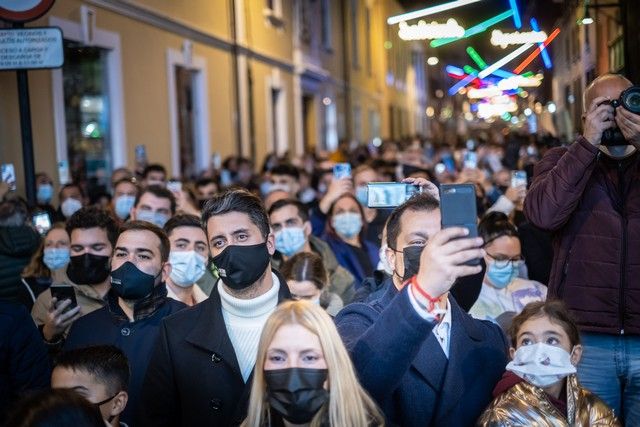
left=110, top=261, right=159, bottom=300
left=265, top=368, right=329, bottom=424
left=67, top=254, right=111, bottom=285
left=395, top=245, right=423, bottom=282
left=211, top=243, right=271, bottom=291
left=94, top=394, right=118, bottom=423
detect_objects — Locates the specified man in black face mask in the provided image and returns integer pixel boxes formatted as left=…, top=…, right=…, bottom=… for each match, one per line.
left=32, top=207, right=118, bottom=348
left=64, top=221, right=185, bottom=426
left=140, top=189, right=291, bottom=427
left=336, top=193, right=509, bottom=427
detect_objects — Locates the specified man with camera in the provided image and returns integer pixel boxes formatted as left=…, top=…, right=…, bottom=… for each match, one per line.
left=524, top=74, right=640, bottom=424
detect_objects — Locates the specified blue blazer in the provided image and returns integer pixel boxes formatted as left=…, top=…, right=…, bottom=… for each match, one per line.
left=336, top=284, right=508, bottom=427
left=322, top=233, right=379, bottom=285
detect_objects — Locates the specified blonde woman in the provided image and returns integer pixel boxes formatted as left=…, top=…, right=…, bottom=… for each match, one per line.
left=242, top=300, right=384, bottom=427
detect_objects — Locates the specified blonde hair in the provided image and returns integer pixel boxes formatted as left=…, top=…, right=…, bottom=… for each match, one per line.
left=22, top=223, right=68, bottom=278
left=242, top=300, right=384, bottom=427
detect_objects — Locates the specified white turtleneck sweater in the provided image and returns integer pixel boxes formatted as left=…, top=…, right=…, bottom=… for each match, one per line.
left=218, top=272, right=280, bottom=382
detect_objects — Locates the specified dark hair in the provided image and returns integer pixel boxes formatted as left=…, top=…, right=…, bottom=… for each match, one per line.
left=58, top=183, right=85, bottom=201
left=270, top=164, right=300, bottom=180
left=201, top=189, right=270, bottom=238
left=113, top=178, right=139, bottom=194
left=268, top=199, right=310, bottom=223
left=134, top=185, right=177, bottom=215
left=280, top=252, right=328, bottom=291
left=65, top=207, right=118, bottom=247
left=54, top=345, right=130, bottom=394
left=119, top=220, right=171, bottom=262
left=508, top=300, right=581, bottom=348
left=325, top=194, right=367, bottom=242
left=0, top=198, right=29, bottom=226
left=142, top=164, right=167, bottom=179
left=6, top=389, right=105, bottom=427
left=163, top=214, right=203, bottom=238
left=386, top=193, right=440, bottom=249
left=195, top=177, right=218, bottom=190
left=478, top=211, right=519, bottom=246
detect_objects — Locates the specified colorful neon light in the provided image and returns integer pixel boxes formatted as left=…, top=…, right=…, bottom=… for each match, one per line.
left=398, top=19, right=465, bottom=40
left=509, top=0, right=522, bottom=29
left=448, top=73, right=477, bottom=95
left=513, top=28, right=560, bottom=74
left=466, top=47, right=487, bottom=69
left=490, top=29, right=547, bottom=48
left=446, top=65, right=465, bottom=76
left=530, top=18, right=552, bottom=69
left=387, top=0, right=482, bottom=25
left=430, top=10, right=512, bottom=47
left=478, top=43, right=534, bottom=78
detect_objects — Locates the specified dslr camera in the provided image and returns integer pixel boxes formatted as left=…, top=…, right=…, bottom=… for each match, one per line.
left=601, top=86, right=640, bottom=146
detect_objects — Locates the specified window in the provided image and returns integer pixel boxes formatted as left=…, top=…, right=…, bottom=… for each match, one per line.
left=321, top=0, right=332, bottom=50
left=271, top=88, right=281, bottom=151
left=365, top=7, right=372, bottom=76
left=265, top=0, right=283, bottom=27
left=353, top=105, right=362, bottom=142
left=350, top=0, right=359, bottom=69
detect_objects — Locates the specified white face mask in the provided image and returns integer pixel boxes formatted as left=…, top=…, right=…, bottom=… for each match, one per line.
left=61, top=198, right=83, bottom=218
left=377, top=244, right=394, bottom=276
left=506, top=343, right=576, bottom=388
left=169, top=250, right=207, bottom=287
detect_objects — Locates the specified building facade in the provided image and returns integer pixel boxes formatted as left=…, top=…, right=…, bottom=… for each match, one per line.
left=0, top=0, right=428, bottom=197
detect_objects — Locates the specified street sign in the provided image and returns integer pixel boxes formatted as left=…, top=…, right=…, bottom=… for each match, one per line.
left=0, top=0, right=56, bottom=23
left=0, top=27, right=63, bottom=70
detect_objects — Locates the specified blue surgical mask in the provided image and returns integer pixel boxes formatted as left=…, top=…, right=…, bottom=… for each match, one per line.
left=275, top=227, right=307, bottom=257
left=332, top=212, right=363, bottom=239
left=355, top=186, right=369, bottom=206
left=37, top=184, right=54, bottom=204
left=61, top=198, right=83, bottom=219
left=114, top=195, right=136, bottom=220
left=136, top=210, right=170, bottom=228
left=43, top=247, right=71, bottom=271
left=487, top=261, right=519, bottom=289
left=169, top=250, right=206, bottom=287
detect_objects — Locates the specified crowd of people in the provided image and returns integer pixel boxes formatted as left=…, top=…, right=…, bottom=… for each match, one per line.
left=0, top=74, right=638, bottom=426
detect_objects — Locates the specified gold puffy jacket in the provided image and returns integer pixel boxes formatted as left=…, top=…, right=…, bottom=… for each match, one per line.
left=477, top=375, right=620, bottom=427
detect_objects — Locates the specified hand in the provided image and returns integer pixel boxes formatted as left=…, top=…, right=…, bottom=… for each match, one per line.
left=174, top=190, right=200, bottom=216
left=504, top=185, right=526, bottom=204
left=402, top=177, right=440, bottom=201
left=42, top=298, right=81, bottom=342
left=583, top=96, right=615, bottom=146
left=415, top=227, right=484, bottom=299
left=615, top=107, right=640, bottom=149
left=319, top=178, right=353, bottom=214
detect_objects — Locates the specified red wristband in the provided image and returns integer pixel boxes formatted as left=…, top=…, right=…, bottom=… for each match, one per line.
left=410, top=275, right=441, bottom=313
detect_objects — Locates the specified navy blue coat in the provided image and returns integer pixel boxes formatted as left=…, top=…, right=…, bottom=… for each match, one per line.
left=336, top=284, right=508, bottom=427
left=0, top=301, right=50, bottom=423
left=64, top=292, right=185, bottom=426
left=322, top=233, right=379, bottom=285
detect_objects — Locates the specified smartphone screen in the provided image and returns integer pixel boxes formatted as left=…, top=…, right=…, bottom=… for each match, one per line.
left=440, top=184, right=480, bottom=266
left=1, top=164, right=16, bottom=191
left=57, top=161, right=71, bottom=185
left=463, top=151, right=478, bottom=169
left=333, top=163, right=351, bottom=180
left=33, top=212, right=52, bottom=235
left=167, top=180, right=182, bottom=193
left=511, top=170, right=527, bottom=188
left=135, top=145, right=147, bottom=166
left=367, top=182, right=421, bottom=208
left=50, top=284, right=78, bottom=312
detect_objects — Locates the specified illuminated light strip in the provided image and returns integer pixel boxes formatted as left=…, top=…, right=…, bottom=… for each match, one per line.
left=513, top=28, right=560, bottom=74
left=446, top=65, right=465, bottom=76
left=430, top=10, right=512, bottom=47
left=466, top=46, right=487, bottom=69
left=448, top=73, right=477, bottom=95
left=387, top=0, right=482, bottom=25
left=478, top=43, right=534, bottom=78
left=530, top=18, right=552, bottom=69
left=509, top=0, right=522, bottom=29
left=447, top=71, right=483, bottom=88
left=522, top=71, right=534, bottom=77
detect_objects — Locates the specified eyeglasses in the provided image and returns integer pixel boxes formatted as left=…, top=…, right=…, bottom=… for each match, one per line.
left=486, top=252, right=524, bottom=269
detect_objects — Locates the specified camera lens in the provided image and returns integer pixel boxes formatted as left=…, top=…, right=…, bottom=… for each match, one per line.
left=621, top=86, right=640, bottom=114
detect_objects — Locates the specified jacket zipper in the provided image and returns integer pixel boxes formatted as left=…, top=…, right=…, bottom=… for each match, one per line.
left=618, top=164, right=626, bottom=335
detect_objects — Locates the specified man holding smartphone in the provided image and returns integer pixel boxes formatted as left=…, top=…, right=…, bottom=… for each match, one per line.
left=525, top=74, right=640, bottom=424
left=336, top=193, right=508, bottom=427
left=31, top=207, right=118, bottom=347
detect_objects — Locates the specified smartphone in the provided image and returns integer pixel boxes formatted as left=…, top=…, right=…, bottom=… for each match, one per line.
left=439, top=184, right=480, bottom=266
left=135, top=145, right=147, bottom=165
left=211, top=152, right=222, bottom=170
left=32, top=212, right=52, bottom=235
left=333, top=163, right=351, bottom=180
left=57, top=160, right=71, bottom=185
left=1, top=163, right=16, bottom=191
left=50, top=284, right=78, bottom=312
left=434, top=163, right=446, bottom=175
left=463, top=151, right=478, bottom=169
left=167, top=180, right=182, bottom=193
left=511, top=170, right=527, bottom=188
left=441, top=154, right=456, bottom=173
left=367, top=182, right=422, bottom=208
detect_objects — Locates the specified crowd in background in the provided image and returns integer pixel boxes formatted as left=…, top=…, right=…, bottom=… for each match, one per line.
left=1, top=73, right=637, bottom=427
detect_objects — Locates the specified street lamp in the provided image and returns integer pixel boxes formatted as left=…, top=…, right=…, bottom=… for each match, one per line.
left=580, top=6, right=594, bottom=25
left=579, top=0, right=621, bottom=25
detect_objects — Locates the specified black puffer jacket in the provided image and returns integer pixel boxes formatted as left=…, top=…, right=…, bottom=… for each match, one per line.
left=0, top=226, right=41, bottom=306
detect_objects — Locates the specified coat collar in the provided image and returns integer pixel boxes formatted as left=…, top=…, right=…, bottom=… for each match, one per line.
left=184, top=269, right=291, bottom=376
